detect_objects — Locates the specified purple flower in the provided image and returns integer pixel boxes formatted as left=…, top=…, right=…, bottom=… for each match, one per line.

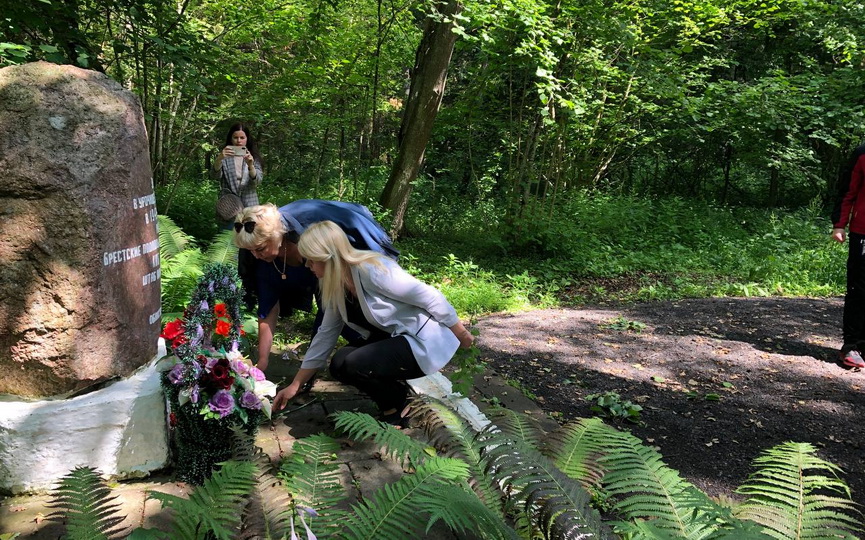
left=208, top=281, right=215, bottom=292
left=205, top=357, right=219, bottom=370
left=249, top=366, right=266, bottom=382
left=221, top=277, right=230, bottom=285
left=189, top=324, right=204, bottom=347
left=190, top=383, right=200, bottom=404
left=200, top=300, right=209, bottom=312
left=168, top=364, right=185, bottom=385
left=231, top=360, right=249, bottom=376
left=240, top=391, right=262, bottom=410
left=230, top=284, right=237, bottom=291
left=208, top=390, right=235, bottom=417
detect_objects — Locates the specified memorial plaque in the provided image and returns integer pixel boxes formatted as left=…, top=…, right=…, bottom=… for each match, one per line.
left=0, top=62, right=160, bottom=398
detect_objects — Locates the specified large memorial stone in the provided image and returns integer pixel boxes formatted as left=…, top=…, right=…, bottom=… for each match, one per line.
left=0, top=62, right=161, bottom=398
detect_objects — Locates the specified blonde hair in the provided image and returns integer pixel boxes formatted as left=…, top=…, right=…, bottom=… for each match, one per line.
left=233, top=203, right=285, bottom=251
left=298, top=221, right=387, bottom=320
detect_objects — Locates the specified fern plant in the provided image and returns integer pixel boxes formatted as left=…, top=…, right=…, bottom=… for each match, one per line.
left=477, top=410, right=615, bottom=539
left=137, top=460, right=257, bottom=539
left=46, top=466, right=128, bottom=540
left=278, top=433, right=350, bottom=538
left=330, top=409, right=520, bottom=539
left=39, top=403, right=864, bottom=540
left=158, top=215, right=238, bottom=317
left=229, top=427, right=295, bottom=540
left=735, top=442, right=862, bottom=540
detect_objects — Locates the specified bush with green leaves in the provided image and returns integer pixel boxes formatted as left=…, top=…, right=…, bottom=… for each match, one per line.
left=586, top=391, right=644, bottom=424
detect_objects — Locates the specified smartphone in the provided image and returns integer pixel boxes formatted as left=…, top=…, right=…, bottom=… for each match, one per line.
left=227, top=145, right=248, bottom=157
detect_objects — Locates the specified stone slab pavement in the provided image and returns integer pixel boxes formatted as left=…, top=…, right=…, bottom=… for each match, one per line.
left=0, top=351, right=550, bottom=539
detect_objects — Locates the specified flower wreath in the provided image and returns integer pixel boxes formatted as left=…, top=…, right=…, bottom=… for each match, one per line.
left=159, top=263, right=276, bottom=483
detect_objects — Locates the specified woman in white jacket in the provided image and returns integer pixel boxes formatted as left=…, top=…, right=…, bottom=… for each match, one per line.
left=272, top=221, right=474, bottom=425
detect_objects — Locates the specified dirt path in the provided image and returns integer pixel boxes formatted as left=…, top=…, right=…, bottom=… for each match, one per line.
left=475, top=297, right=865, bottom=499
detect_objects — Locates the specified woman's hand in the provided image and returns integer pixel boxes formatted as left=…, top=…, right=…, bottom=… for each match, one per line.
left=832, top=227, right=846, bottom=243
left=272, top=381, right=301, bottom=411
left=221, top=146, right=235, bottom=158
left=450, top=322, right=475, bottom=349
left=244, top=151, right=255, bottom=166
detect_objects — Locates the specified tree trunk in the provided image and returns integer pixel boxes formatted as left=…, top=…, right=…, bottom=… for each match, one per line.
left=721, top=142, right=733, bottom=204
left=379, top=0, right=461, bottom=238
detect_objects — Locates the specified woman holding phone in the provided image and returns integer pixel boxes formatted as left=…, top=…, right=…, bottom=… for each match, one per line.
left=212, top=122, right=263, bottom=224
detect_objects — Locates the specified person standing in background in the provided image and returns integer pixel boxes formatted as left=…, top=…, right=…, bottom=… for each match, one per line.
left=213, top=122, right=264, bottom=223
left=831, top=142, right=865, bottom=369
left=213, top=122, right=264, bottom=309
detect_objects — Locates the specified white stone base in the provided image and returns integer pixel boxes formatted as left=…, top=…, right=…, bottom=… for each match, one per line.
left=0, top=341, right=169, bottom=494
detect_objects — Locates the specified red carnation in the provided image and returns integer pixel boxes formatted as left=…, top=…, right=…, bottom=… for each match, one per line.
left=214, top=303, right=228, bottom=319
left=206, top=358, right=235, bottom=390
left=169, top=412, right=177, bottom=427
left=160, top=318, right=185, bottom=340
left=215, top=319, right=231, bottom=337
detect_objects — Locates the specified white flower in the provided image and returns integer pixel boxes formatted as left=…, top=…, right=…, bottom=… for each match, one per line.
left=254, top=379, right=277, bottom=398
left=225, top=349, right=250, bottom=365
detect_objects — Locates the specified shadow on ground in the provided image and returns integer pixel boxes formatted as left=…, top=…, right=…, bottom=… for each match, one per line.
left=475, top=297, right=865, bottom=499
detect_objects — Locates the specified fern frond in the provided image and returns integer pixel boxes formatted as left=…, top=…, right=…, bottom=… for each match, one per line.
left=544, top=417, right=613, bottom=489
left=479, top=428, right=614, bottom=539
left=228, top=428, right=295, bottom=540
left=486, top=406, right=546, bottom=449
left=422, top=483, right=521, bottom=540
left=598, top=427, right=711, bottom=536
left=279, top=433, right=349, bottom=537
left=335, top=457, right=470, bottom=540
left=332, top=411, right=430, bottom=469
left=46, top=466, right=128, bottom=540
left=206, top=229, right=239, bottom=265
left=160, top=248, right=206, bottom=313
left=588, top=424, right=768, bottom=539
left=735, top=441, right=863, bottom=540
left=147, top=460, right=257, bottom=540
left=411, top=396, right=505, bottom=518
left=158, top=214, right=196, bottom=259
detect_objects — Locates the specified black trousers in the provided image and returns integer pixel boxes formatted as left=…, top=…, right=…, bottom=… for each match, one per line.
left=329, top=335, right=425, bottom=412
left=843, top=232, right=865, bottom=351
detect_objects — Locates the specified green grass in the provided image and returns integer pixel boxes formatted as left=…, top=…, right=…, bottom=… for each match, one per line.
left=398, top=192, right=845, bottom=315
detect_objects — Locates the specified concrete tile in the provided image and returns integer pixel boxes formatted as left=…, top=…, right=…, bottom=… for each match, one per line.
left=106, top=484, right=148, bottom=534
left=472, top=371, right=559, bottom=432
left=256, top=432, right=284, bottom=466
left=0, top=493, right=63, bottom=539
left=140, top=481, right=192, bottom=534
left=330, top=463, right=360, bottom=513
left=345, top=458, right=456, bottom=539
left=273, top=401, right=332, bottom=440
left=324, top=398, right=379, bottom=419
left=349, top=457, right=406, bottom=501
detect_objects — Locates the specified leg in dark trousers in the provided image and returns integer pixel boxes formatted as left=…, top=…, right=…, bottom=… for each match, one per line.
left=329, top=336, right=425, bottom=412
left=843, top=232, right=865, bottom=352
